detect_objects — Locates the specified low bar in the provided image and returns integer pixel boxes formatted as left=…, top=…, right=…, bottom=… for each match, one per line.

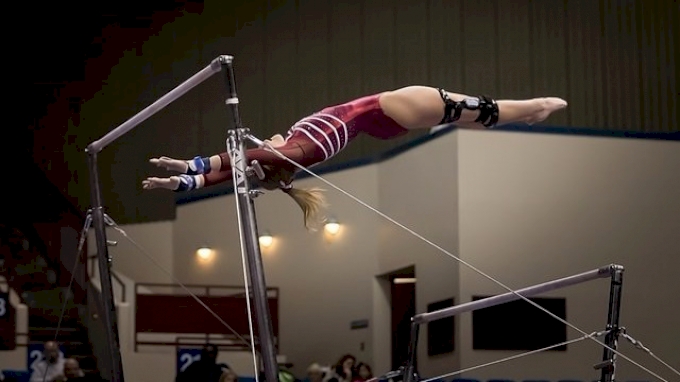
left=599, top=265, right=624, bottom=382
left=413, top=264, right=616, bottom=324
left=403, top=323, right=420, bottom=382
left=88, top=57, right=224, bottom=153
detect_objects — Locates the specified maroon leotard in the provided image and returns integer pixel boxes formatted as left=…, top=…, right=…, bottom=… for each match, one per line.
left=205, top=93, right=409, bottom=187
left=287, top=93, right=410, bottom=161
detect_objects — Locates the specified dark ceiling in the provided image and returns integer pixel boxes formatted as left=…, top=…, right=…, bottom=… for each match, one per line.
left=26, top=1, right=191, bottom=81
left=9, top=1, right=204, bottom=224
left=23, top=1, right=201, bottom=124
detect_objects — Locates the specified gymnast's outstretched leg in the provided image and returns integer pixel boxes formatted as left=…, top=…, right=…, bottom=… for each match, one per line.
left=378, top=85, right=567, bottom=130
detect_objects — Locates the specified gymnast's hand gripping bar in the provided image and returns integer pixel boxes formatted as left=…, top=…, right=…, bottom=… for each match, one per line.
left=412, top=264, right=618, bottom=324
left=87, top=56, right=229, bottom=153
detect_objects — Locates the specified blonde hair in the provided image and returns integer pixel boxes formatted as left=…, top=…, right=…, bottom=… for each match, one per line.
left=258, top=164, right=328, bottom=230
left=283, top=186, right=328, bottom=230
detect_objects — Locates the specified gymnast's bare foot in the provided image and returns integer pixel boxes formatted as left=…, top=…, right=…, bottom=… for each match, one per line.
left=527, top=97, right=568, bottom=125
left=142, top=176, right=181, bottom=190
left=265, top=134, right=286, bottom=147
left=149, top=156, right=189, bottom=173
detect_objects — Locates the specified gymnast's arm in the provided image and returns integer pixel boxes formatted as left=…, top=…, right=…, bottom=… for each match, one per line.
left=203, top=142, right=311, bottom=188
left=143, top=139, right=320, bottom=191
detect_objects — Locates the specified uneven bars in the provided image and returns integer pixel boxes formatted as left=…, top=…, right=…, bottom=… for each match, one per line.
left=87, top=56, right=225, bottom=153
left=413, top=264, right=616, bottom=324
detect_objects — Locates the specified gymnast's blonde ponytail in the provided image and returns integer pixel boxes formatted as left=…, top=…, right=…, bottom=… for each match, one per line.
left=282, top=186, right=328, bottom=230
left=257, top=162, right=328, bottom=230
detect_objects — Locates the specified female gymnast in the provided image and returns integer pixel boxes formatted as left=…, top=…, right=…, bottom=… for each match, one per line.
left=143, top=85, right=567, bottom=229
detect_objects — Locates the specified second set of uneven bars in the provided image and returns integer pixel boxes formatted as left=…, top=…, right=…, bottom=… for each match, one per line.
left=413, top=263, right=618, bottom=324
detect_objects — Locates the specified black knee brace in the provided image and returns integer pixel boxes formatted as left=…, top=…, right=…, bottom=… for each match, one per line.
left=438, top=88, right=499, bottom=128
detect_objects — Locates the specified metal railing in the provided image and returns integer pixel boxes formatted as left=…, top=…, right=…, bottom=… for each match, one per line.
left=134, top=283, right=279, bottom=351
left=135, top=283, right=278, bottom=298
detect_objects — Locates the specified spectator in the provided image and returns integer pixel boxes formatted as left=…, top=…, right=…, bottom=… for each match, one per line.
left=54, top=358, right=98, bottom=382
left=277, top=363, right=297, bottom=382
left=218, top=369, right=237, bottom=382
left=63, top=358, right=84, bottom=379
left=352, top=363, right=372, bottom=382
left=257, top=367, right=298, bottom=382
left=325, top=355, right=356, bottom=382
left=305, top=363, right=327, bottom=382
left=175, top=344, right=229, bottom=382
left=30, top=341, right=65, bottom=382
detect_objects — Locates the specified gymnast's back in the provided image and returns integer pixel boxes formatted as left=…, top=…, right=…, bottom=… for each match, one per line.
left=284, top=93, right=409, bottom=163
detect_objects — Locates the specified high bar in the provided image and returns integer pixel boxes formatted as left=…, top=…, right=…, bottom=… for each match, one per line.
left=413, top=264, right=619, bottom=324
left=87, top=55, right=231, bottom=153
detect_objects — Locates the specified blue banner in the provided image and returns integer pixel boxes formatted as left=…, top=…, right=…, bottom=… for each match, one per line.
left=177, top=348, right=202, bottom=375
left=0, top=292, right=9, bottom=320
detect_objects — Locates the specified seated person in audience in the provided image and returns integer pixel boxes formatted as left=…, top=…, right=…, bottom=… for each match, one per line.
left=278, top=362, right=298, bottom=382
left=54, top=358, right=97, bottom=382
left=218, top=369, right=238, bottom=382
left=257, top=365, right=298, bottom=382
left=176, top=344, right=230, bottom=382
left=352, top=363, right=372, bottom=382
left=325, top=355, right=356, bottom=382
left=305, top=363, right=327, bottom=382
left=31, top=341, right=65, bottom=382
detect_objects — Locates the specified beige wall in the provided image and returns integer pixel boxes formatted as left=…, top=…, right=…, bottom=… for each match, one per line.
left=98, top=130, right=679, bottom=381
left=169, top=130, right=678, bottom=380
left=85, top=218, right=273, bottom=380
left=457, top=130, right=680, bottom=380
left=376, top=133, right=461, bottom=376
left=88, top=263, right=258, bottom=382
left=88, top=221, right=175, bottom=284
left=173, top=165, right=382, bottom=376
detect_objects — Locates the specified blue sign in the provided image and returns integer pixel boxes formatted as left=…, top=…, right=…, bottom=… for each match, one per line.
left=27, top=343, right=66, bottom=371
left=0, top=292, right=9, bottom=320
left=177, top=348, right=202, bottom=375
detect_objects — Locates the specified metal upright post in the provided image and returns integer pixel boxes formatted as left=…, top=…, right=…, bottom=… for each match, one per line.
left=599, top=265, right=624, bottom=382
left=220, top=55, right=279, bottom=382
left=84, top=147, right=125, bottom=382
left=403, top=322, right=420, bottom=382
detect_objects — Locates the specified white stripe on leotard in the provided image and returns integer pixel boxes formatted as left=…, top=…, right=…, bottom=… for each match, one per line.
left=297, top=121, right=336, bottom=157
left=290, top=126, right=330, bottom=160
left=315, top=112, right=349, bottom=150
left=305, top=116, right=342, bottom=154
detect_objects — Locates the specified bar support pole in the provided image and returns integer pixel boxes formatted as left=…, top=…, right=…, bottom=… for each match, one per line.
left=84, top=149, right=125, bottom=382
left=598, top=265, right=624, bottom=382
left=221, top=55, right=279, bottom=382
